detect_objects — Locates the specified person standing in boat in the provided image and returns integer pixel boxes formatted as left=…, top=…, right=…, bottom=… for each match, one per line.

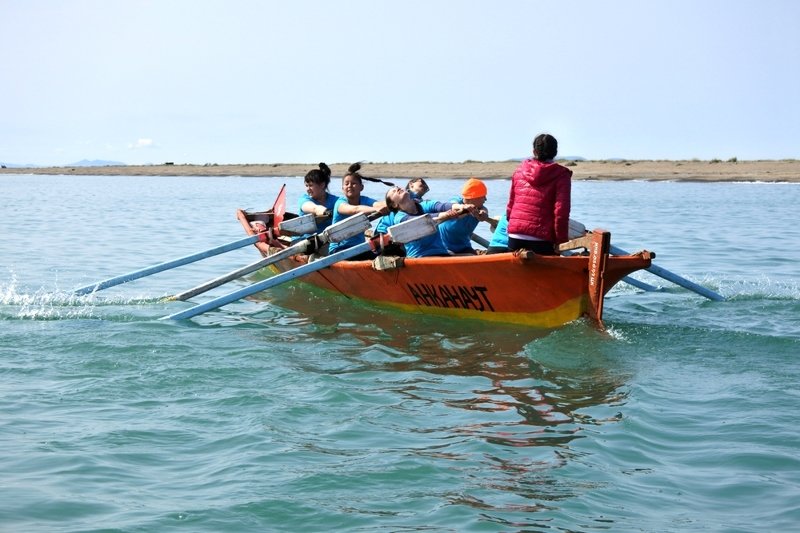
left=328, top=163, right=388, bottom=260
left=382, top=186, right=474, bottom=258
left=506, top=133, right=572, bottom=255
left=438, top=177, right=490, bottom=255
left=297, top=162, right=339, bottom=235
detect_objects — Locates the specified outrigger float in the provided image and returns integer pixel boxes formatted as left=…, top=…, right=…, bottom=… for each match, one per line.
left=74, top=187, right=723, bottom=327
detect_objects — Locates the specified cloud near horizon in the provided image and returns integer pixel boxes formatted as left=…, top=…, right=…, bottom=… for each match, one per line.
left=129, top=138, right=155, bottom=150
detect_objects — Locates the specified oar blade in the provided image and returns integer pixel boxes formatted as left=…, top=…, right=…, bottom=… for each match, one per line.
left=73, top=234, right=262, bottom=295
left=387, top=215, right=437, bottom=244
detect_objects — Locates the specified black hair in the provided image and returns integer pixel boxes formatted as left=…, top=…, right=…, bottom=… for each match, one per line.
left=343, top=162, right=364, bottom=185
left=343, top=161, right=395, bottom=187
left=304, top=162, right=332, bottom=188
left=385, top=187, right=402, bottom=212
left=533, top=134, right=558, bottom=162
left=405, top=177, right=429, bottom=194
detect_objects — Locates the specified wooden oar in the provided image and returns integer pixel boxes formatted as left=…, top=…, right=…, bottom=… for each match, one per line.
left=161, top=212, right=450, bottom=320
left=161, top=239, right=377, bottom=320
left=166, top=243, right=308, bottom=301
left=73, top=233, right=268, bottom=296
left=167, top=211, right=380, bottom=301
left=470, top=233, right=490, bottom=248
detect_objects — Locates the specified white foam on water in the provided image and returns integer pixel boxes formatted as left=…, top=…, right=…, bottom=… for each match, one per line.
left=0, top=274, right=163, bottom=320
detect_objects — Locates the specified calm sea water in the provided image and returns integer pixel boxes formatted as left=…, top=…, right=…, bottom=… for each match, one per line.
left=1, top=174, right=799, bottom=532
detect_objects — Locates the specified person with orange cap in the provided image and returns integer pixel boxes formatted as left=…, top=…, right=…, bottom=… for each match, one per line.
left=438, top=177, right=490, bottom=254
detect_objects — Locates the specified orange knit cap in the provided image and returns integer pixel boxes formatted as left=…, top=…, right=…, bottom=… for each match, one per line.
left=461, top=177, right=487, bottom=199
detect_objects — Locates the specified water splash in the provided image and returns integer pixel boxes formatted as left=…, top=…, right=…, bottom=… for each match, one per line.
left=610, top=271, right=799, bottom=302
left=720, top=275, right=800, bottom=300
left=0, top=276, right=164, bottom=320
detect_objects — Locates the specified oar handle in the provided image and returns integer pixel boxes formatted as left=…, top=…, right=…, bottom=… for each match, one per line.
left=470, top=233, right=490, bottom=248
left=169, top=211, right=384, bottom=302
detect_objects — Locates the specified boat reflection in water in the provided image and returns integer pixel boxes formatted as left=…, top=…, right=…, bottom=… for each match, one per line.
left=245, top=280, right=629, bottom=516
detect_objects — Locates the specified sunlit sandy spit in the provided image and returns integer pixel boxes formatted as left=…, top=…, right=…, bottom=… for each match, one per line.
left=2, top=159, right=799, bottom=182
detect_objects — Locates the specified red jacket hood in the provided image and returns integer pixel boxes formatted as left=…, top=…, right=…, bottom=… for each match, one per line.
left=515, top=158, right=572, bottom=185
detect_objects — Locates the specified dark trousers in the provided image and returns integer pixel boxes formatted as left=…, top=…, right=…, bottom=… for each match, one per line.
left=507, top=237, right=556, bottom=255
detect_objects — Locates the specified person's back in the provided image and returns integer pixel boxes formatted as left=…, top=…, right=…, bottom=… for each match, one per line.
left=506, top=134, right=571, bottom=254
left=487, top=214, right=509, bottom=254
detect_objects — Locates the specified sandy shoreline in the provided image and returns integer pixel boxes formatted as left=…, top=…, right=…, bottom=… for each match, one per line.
left=1, top=160, right=799, bottom=182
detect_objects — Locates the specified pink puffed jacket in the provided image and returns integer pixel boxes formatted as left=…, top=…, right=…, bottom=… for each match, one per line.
left=506, top=158, right=572, bottom=244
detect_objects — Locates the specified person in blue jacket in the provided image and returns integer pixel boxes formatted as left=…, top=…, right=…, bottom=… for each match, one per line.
left=382, top=186, right=473, bottom=258
left=437, top=177, right=490, bottom=255
left=328, top=163, right=387, bottom=260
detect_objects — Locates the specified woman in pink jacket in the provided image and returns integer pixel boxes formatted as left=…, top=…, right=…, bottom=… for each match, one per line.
left=506, top=133, right=572, bottom=255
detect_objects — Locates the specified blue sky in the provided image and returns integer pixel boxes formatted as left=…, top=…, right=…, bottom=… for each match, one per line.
left=1, top=0, right=798, bottom=166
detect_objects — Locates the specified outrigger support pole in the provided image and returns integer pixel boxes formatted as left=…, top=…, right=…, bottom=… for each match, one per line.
left=609, top=245, right=724, bottom=301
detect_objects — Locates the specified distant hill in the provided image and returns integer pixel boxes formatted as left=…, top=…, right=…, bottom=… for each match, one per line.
left=69, top=159, right=126, bottom=167
left=1, top=159, right=127, bottom=168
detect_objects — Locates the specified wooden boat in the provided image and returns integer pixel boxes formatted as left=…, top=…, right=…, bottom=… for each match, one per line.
left=233, top=207, right=654, bottom=329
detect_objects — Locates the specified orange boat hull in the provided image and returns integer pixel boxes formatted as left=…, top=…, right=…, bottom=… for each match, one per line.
left=237, top=208, right=653, bottom=328
left=263, top=248, right=650, bottom=328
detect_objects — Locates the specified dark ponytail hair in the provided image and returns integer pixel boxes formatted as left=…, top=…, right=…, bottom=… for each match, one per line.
left=533, top=134, right=558, bottom=162
left=305, top=162, right=332, bottom=189
left=343, top=162, right=364, bottom=186
left=343, top=161, right=395, bottom=187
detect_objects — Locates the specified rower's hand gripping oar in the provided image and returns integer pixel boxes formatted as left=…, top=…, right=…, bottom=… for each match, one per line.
left=167, top=211, right=383, bottom=301
left=72, top=233, right=270, bottom=296
left=160, top=209, right=458, bottom=320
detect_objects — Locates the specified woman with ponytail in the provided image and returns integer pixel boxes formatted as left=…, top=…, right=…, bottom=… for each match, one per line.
left=328, top=162, right=389, bottom=259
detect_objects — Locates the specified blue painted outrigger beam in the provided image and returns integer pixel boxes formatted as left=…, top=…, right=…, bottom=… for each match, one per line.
left=610, top=244, right=724, bottom=301
left=620, top=275, right=659, bottom=292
